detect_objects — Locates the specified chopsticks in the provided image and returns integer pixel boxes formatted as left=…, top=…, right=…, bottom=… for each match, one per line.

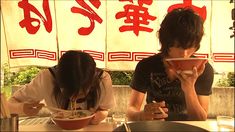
left=152, top=101, right=166, bottom=114
left=158, top=107, right=166, bottom=114
left=123, top=122, right=131, bottom=132
left=1, top=93, right=11, bottom=118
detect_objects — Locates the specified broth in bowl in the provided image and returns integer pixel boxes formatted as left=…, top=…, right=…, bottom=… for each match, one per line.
left=165, top=58, right=208, bottom=75
left=53, top=110, right=88, bottom=119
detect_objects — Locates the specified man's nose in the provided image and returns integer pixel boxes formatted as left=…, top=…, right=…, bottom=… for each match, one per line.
left=180, top=50, right=190, bottom=58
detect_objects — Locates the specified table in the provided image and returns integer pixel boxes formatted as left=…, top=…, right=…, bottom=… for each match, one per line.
left=19, top=117, right=218, bottom=131
left=20, top=122, right=114, bottom=131
left=174, top=120, right=218, bottom=131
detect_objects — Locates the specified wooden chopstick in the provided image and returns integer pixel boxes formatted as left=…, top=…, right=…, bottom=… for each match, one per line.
left=123, top=122, right=131, bottom=132
left=152, top=100, right=166, bottom=114
left=158, top=107, right=166, bottom=114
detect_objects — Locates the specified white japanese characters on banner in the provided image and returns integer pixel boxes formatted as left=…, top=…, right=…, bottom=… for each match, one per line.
left=1, top=0, right=234, bottom=72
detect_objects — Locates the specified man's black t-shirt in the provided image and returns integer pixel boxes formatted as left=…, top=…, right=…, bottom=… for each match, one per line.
left=130, top=54, right=214, bottom=121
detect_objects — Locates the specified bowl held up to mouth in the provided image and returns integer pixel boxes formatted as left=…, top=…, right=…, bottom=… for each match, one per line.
left=165, top=58, right=208, bottom=74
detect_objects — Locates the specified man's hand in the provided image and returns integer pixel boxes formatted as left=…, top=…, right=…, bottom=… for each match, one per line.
left=170, top=61, right=207, bottom=93
left=142, top=101, right=168, bottom=121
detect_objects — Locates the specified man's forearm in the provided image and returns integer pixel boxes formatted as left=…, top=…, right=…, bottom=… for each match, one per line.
left=184, top=90, right=207, bottom=120
left=127, top=107, right=142, bottom=121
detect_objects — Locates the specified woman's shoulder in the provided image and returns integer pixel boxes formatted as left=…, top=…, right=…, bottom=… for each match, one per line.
left=39, top=68, right=52, bottom=76
left=33, top=68, right=54, bottom=81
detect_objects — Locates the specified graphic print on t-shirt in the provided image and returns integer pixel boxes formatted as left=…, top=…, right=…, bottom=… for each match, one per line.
left=149, top=72, right=186, bottom=114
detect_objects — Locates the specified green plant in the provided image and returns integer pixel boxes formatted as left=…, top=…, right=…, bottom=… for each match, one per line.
left=2, top=63, right=16, bottom=86
left=109, top=71, right=133, bottom=85
left=227, top=72, right=234, bottom=86
left=12, top=66, right=41, bottom=85
left=2, top=65, right=42, bottom=86
left=216, top=72, right=234, bottom=87
left=1, top=63, right=42, bottom=98
left=2, top=63, right=134, bottom=87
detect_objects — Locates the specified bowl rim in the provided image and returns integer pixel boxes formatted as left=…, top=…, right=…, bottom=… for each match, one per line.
left=52, top=114, right=94, bottom=121
left=165, top=58, right=208, bottom=61
left=51, top=110, right=95, bottom=121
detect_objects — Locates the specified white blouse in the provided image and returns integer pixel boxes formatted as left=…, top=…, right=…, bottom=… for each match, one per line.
left=8, top=69, right=116, bottom=115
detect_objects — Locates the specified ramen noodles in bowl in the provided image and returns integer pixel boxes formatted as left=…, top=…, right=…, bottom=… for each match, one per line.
left=51, top=110, right=94, bottom=130
left=165, top=58, right=208, bottom=75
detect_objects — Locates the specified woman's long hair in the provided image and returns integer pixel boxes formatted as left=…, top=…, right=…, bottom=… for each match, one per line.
left=52, top=50, right=102, bottom=109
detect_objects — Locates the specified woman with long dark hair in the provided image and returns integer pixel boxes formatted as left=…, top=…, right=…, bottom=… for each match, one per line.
left=8, top=50, right=115, bottom=124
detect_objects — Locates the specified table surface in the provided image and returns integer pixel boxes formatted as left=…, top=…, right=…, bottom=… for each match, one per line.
left=18, top=117, right=220, bottom=131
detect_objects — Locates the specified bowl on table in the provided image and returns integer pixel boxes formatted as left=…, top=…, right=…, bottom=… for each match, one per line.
left=165, top=58, right=208, bottom=75
left=51, top=110, right=94, bottom=130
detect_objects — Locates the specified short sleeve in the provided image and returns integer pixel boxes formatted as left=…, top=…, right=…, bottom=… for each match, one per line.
left=8, top=69, right=55, bottom=114
left=97, top=71, right=116, bottom=110
left=195, top=63, right=214, bottom=95
left=130, top=60, right=150, bottom=93
left=10, top=69, right=51, bottom=102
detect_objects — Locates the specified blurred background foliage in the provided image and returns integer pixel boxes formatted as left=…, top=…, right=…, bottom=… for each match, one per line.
left=2, top=63, right=42, bottom=86
left=1, top=63, right=133, bottom=86
left=1, top=63, right=234, bottom=99
left=1, top=64, right=134, bottom=98
left=1, top=64, right=42, bottom=98
left=108, top=71, right=133, bottom=85
left=216, top=72, right=234, bottom=87
left=2, top=63, right=234, bottom=87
